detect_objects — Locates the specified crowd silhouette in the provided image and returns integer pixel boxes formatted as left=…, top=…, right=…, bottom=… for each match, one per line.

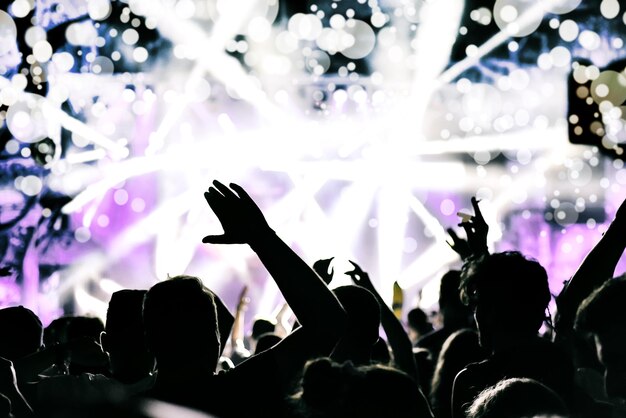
left=0, top=180, right=625, bottom=417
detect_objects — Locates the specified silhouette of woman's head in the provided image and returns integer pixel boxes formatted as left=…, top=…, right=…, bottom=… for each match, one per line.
left=460, top=252, right=550, bottom=349
left=576, top=275, right=626, bottom=400
left=466, top=377, right=568, bottom=418
left=290, top=357, right=429, bottom=418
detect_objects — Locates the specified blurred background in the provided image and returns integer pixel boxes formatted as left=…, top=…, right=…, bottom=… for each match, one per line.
left=1, top=0, right=626, bottom=327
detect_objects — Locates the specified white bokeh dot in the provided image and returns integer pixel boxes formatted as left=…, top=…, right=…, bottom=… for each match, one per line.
left=97, top=214, right=110, bottom=227
left=440, top=199, right=456, bottom=216
left=114, top=189, right=129, bottom=205
left=131, top=198, right=146, bottom=213
left=75, top=227, right=91, bottom=243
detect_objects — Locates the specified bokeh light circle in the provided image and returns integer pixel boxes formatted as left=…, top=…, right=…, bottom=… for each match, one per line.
left=88, top=0, right=113, bottom=21
left=590, top=70, right=626, bottom=106
left=6, top=95, right=48, bottom=143
left=540, top=0, right=582, bottom=14
left=340, top=19, right=376, bottom=59
left=494, top=0, right=543, bottom=37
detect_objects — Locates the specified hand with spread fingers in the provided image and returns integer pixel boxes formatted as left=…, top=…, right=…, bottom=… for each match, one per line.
left=345, top=260, right=374, bottom=291
left=446, top=227, right=472, bottom=260
left=202, top=180, right=274, bottom=246
left=457, top=196, right=489, bottom=257
left=313, top=257, right=335, bottom=285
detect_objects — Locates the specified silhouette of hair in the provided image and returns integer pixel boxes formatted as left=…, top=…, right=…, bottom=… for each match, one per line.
left=332, top=285, right=381, bottom=348
left=460, top=251, right=551, bottom=334
left=106, top=290, right=147, bottom=337
left=104, top=289, right=154, bottom=382
left=143, top=275, right=220, bottom=370
left=430, top=329, right=485, bottom=418
left=466, top=377, right=568, bottom=418
left=438, top=270, right=472, bottom=328
left=66, top=316, right=104, bottom=342
left=290, top=357, right=429, bottom=418
left=0, top=305, right=43, bottom=360
left=575, top=275, right=626, bottom=335
left=251, top=318, right=276, bottom=340
left=44, top=316, right=72, bottom=347
left=254, top=332, right=282, bottom=355
left=407, top=308, right=433, bottom=336
left=439, top=270, right=463, bottom=311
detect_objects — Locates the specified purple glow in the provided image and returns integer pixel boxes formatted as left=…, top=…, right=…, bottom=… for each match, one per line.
left=0, top=1, right=625, bottom=328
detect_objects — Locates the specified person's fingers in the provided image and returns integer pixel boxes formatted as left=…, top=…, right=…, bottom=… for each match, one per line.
left=459, top=222, right=474, bottom=237
left=230, top=183, right=254, bottom=204
left=207, top=185, right=225, bottom=198
left=471, top=197, right=485, bottom=222
left=447, top=227, right=461, bottom=243
left=213, top=180, right=238, bottom=200
left=205, top=191, right=229, bottom=219
left=202, top=234, right=232, bottom=244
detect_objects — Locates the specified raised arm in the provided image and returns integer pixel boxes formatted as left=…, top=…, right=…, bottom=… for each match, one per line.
left=229, top=286, right=251, bottom=362
left=555, top=196, right=626, bottom=335
left=346, top=261, right=418, bottom=382
left=202, top=181, right=347, bottom=352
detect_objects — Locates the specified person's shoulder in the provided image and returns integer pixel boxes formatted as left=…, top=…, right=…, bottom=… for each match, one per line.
left=213, top=353, right=277, bottom=387
left=416, top=328, right=449, bottom=347
left=461, top=357, right=491, bottom=373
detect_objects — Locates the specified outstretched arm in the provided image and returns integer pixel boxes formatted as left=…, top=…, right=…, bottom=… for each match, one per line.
left=346, top=261, right=418, bottom=382
left=202, top=181, right=347, bottom=354
left=556, top=196, right=626, bottom=335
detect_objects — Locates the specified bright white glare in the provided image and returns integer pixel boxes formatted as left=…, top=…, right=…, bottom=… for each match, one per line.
left=29, top=0, right=614, bottom=320
left=74, top=286, right=108, bottom=320
left=99, top=278, right=125, bottom=294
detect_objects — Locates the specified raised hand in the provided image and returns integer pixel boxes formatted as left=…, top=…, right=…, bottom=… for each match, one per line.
left=457, top=196, right=489, bottom=257
left=446, top=227, right=472, bottom=260
left=202, top=181, right=273, bottom=245
left=313, top=257, right=334, bottom=285
left=345, top=260, right=374, bottom=290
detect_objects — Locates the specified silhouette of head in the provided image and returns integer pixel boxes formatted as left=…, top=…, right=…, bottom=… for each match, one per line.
left=67, top=316, right=105, bottom=341
left=251, top=318, right=276, bottom=341
left=331, top=286, right=380, bottom=363
left=407, top=308, right=433, bottom=340
left=439, top=270, right=472, bottom=328
left=102, top=290, right=154, bottom=382
left=254, top=333, right=282, bottom=355
left=466, top=377, right=568, bottom=418
left=143, top=276, right=220, bottom=373
left=460, top=252, right=550, bottom=349
left=430, top=329, right=485, bottom=416
left=576, top=275, right=626, bottom=400
left=0, top=306, right=43, bottom=360
left=291, top=357, right=428, bottom=418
